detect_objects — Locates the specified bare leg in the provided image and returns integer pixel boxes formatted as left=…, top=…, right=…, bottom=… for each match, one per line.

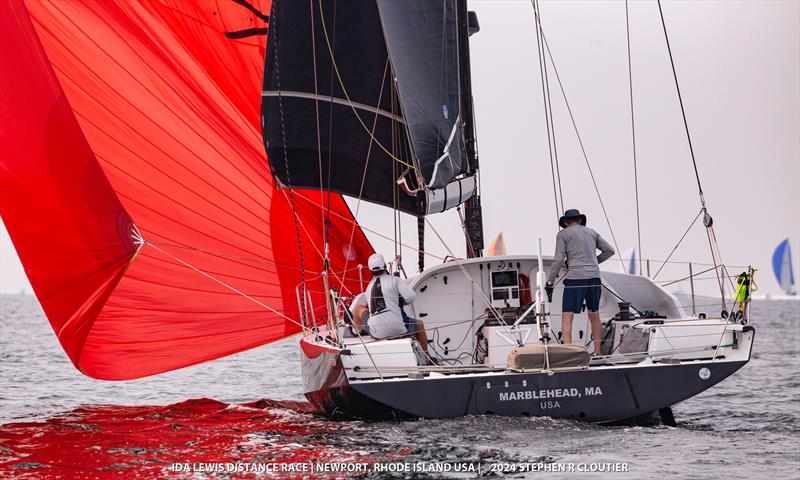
left=587, top=310, right=603, bottom=354
left=414, top=320, right=429, bottom=353
left=353, top=305, right=367, bottom=332
left=561, top=312, right=574, bottom=344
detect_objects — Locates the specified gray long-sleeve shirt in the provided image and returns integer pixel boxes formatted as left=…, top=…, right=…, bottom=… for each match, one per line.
left=546, top=224, right=615, bottom=284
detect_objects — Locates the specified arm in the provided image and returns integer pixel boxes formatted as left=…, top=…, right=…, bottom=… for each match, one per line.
left=547, top=233, right=567, bottom=284
left=596, top=234, right=615, bottom=264
left=396, top=277, right=416, bottom=304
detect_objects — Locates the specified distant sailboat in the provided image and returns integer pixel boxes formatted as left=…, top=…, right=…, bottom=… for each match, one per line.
left=772, top=239, right=797, bottom=296
left=486, top=233, right=507, bottom=257
left=619, top=247, right=638, bottom=275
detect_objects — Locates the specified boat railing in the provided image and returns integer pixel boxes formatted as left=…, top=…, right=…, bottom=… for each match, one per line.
left=340, top=311, right=749, bottom=378
left=347, top=342, right=728, bottom=378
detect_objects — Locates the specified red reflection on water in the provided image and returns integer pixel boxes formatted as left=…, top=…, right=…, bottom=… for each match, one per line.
left=0, top=398, right=358, bottom=479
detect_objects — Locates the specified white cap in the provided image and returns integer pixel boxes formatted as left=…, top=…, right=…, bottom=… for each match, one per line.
left=368, top=253, right=386, bottom=272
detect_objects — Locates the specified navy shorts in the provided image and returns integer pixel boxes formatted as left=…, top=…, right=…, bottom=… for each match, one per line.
left=404, top=316, right=422, bottom=334
left=562, top=278, right=602, bottom=313
left=399, top=297, right=421, bottom=334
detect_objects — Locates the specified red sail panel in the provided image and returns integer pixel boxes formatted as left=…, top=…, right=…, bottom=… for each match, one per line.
left=0, top=0, right=137, bottom=369
left=1, top=0, right=372, bottom=380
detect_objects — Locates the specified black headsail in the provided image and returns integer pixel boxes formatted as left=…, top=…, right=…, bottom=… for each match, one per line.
left=262, top=0, right=480, bottom=218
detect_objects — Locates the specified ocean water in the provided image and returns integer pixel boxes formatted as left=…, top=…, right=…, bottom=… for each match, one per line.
left=0, top=295, right=798, bottom=479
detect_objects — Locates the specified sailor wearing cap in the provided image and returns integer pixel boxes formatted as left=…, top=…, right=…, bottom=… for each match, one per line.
left=365, top=254, right=432, bottom=356
left=545, top=209, right=615, bottom=354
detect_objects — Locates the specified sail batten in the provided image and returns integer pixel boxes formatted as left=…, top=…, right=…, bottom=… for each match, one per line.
left=262, top=90, right=406, bottom=124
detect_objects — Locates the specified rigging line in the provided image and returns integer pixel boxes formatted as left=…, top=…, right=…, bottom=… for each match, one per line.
left=456, top=205, right=475, bottom=258
left=660, top=264, right=722, bottom=287
left=530, top=0, right=561, bottom=219
left=393, top=79, right=399, bottom=263
left=625, top=0, right=643, bottom=275
left=707, top=224, right=734, bottom=294
left=394, top=69, right=404, bottom=268
left=145, top=242, right=306, bottom=332
left=656, top=0, right=704, bottom=199
left=309, top=0, right=328, bottom=264
left=657, top=0, right=726, bottom=302
left=324, top=0, right=338, bottom=235
left=709, top=225, right=736, bottom=294
left=652, top=208, right=703, bottom=280
left=93, top=153, right=270, bottom=248
left=335, top=58, right=391, bottom=294
left=534, top=0, right=565, bottom=213
left=424, top=218, right=512, bottom=335
left=277, top=188, right=349, bottom=290
left=144, top=240, right=302, bottom=273
left=539, top=29, right=625, bottom=270
left=292, top=190, right=446, bottom=261
left=271, top=0, right=307, bottom=320
left=705, top=225, right=728, bottom=310
left=316, top=0, right=417, bottom=172
left=397, top=193, right=403, bottom=265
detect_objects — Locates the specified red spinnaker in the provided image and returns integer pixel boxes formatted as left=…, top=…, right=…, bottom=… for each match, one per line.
left=0, top=0, right=372, bottom=380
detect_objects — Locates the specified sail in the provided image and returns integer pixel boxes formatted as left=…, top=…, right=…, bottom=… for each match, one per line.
left=262, top=0, right=477, bottom=216
left=772, top=239, right=795, bottom=294
left=262, top=0, right=418, bottom=214
left=377, top=0, right=472, bottom=189
left=0, top=0, right=372, bottom=381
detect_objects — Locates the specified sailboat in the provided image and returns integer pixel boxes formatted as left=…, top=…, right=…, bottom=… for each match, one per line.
left=263, top=1, right=753, bottom=422
left=771, top=239, right=797, bottom=298
left=619, top=248, right=639, bottom=275
left=0, top=0, right=753, bottom=424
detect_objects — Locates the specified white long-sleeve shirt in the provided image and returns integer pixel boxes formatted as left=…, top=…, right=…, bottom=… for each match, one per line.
left=366, top=273, right=416, bottom=338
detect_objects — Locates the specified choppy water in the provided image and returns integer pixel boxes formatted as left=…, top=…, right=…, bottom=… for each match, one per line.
left=1, top=295, right=798, bottom=479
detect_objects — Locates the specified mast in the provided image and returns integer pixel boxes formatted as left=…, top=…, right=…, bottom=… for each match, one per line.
left=458, top=1, right=484, bottom=258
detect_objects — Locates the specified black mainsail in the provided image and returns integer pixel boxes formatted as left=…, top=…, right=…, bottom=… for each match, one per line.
left=262, top=0, right=480, bottom=217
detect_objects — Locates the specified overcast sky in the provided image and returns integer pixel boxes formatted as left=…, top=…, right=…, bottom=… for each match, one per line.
left=2, top=0, right=798, bottom=296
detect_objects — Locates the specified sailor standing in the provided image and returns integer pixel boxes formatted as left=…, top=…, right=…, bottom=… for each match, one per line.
left=545, top=209, right=615, bottom=354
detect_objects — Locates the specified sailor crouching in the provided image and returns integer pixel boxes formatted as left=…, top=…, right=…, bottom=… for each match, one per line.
left=365, top=253, right=433, bottom=358
left=545, top=209, right=615, bottom=355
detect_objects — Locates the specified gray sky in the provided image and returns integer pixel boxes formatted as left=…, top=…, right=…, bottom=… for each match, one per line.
left=2, top=0, right=798, bottom=296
